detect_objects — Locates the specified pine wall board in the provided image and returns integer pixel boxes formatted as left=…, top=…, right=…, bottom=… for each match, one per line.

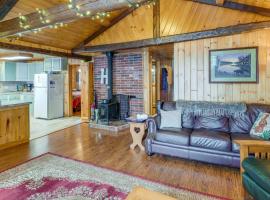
left=174, top=29, right=270, bottom=104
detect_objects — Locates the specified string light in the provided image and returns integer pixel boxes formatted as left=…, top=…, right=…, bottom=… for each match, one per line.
left=36, top=8, right=50, bottom=24
left=126, top=0, right=156, bottom=8
left=68, top=0, right=92, bottom=17
left=19, top=14, right=30, bottom=30
left=15, top=0, right=156, bottom=38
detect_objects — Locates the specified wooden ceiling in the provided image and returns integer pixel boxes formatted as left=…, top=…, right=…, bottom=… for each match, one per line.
left=2, top=0, right=68, bottom=21
left=1, top=0, right=270, bottom=56
left=231, top=0, right=270, bottom=8
left=18, top=10, right=123, bottom=50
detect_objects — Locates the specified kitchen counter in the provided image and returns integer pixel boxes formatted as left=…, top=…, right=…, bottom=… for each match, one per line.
left=0, top=102, right=31, bottom=109
left=0, top=91, right=34, bottom=95
left=0, top=103, right=30, bottom=150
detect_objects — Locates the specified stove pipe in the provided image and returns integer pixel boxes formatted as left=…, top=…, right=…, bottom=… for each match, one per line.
left=106, top=52, right=114, bottom=101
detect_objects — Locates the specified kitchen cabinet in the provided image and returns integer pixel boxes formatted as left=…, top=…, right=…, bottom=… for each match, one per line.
left=16, top=63, right=28, bottom=81
left=44, top=58, right=67, bottom=72
left=28, top=62, right=44, bottom=81
left=17, top=62, right=44, bottom=82
left=44, top=58, right=52, bottom=72
left=0, top=104, right=30, bottom=150
left=36, top=62, right=44, bottom=74
left=28, top=62, right=36, bottom=81
left=0, top=62, right=17, bottom=81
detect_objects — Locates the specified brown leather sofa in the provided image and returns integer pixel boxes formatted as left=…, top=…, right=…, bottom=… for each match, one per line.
left=145, top=101, right=270, bottom=167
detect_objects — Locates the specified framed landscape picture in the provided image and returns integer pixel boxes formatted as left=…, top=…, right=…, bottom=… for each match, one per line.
left=209, top=47, right=258, bottom=83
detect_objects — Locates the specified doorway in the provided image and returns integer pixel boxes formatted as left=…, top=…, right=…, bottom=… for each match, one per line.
left=70, top=64, right=82, bottom=117
left=149, top=44, right=174, bottom=114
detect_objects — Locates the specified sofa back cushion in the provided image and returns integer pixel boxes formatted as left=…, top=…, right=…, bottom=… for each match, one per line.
left=161, top=101, right=176, bottom=111
left=182, top=112, right=194, bottom=129
left=229, top=113, right=252, bottom=134
left=194, top=116, right=229, bottom=132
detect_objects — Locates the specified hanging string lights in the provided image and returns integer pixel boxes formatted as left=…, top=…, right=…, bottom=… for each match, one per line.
left=67, top=0, right=92, bottom=17
left=36, top=8, right=51, bottom=24
left=126, top=0, right=156, bottom=8
left=14, top=0, right=156, bottom=39
left=19, top=14, right=30, bottom=30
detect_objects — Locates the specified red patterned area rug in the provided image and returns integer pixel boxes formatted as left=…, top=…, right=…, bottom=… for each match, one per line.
left=0, top=153, right=229, bottom=200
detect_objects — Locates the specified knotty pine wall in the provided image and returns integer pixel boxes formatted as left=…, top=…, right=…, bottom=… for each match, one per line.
left=174, top=29, right=270, bottom=104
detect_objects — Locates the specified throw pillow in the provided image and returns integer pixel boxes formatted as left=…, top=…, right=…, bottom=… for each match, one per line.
left=160, top=109, right=182, bottom=129
left=250, top=112, right=270, bottom=140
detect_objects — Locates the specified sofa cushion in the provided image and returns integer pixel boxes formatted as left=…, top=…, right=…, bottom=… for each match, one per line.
left=229, top=113, right=253, bottom=134
left=162, top=101, right=176, bottom=111
left=243, top=157, right=270, bottom=194
left=182, top=112, right=194, bottom=129
left=190, top=129, right=231, bottom=152
left=155, top=128, right=192, bottom=146
left=160, top=109, right=182, bottom=129
left=250, top=112, right=270, bottom=140
left=194, top=116, right=229, bottom=132
left=248, top=104, right=270, bottom=124
left=231, top=133, right=260, bottom=153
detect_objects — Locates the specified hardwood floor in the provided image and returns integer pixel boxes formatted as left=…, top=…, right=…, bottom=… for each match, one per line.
left=0, top=123, right=243, bottom=200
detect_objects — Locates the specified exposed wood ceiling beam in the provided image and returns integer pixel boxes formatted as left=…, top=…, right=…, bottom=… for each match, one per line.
left=0, top=0, right=141, bottom=38
left=73, top=7, right=136, bottom=50
left=0, top=42, right=91, bottom=60
left=73, top=20, right=270, bottom=53
left=191, top=0, right=270, bottom=17
left=0, top=0, right=18, bottom=20
left=153, top=0, right=160, bottom=38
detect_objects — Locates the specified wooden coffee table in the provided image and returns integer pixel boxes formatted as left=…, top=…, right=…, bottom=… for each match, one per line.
left=126, top=117, right=147, bottom=151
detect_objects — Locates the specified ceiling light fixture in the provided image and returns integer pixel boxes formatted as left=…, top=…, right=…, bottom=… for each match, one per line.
left=0, top=53, right=33, bottom=61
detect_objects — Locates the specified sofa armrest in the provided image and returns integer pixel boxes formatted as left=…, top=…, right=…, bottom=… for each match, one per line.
left=146, top=114, right=159, bottom=136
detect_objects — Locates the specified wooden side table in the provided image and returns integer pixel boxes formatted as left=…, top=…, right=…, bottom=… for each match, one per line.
left=234, top=140, right=270, bottom=173
left=127, top=118, right=147, bottom=151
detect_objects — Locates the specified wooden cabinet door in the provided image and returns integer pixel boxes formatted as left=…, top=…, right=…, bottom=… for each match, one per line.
left=0, top=105, right=29, bottom=149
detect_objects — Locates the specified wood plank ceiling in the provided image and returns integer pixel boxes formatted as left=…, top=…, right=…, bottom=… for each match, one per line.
left=2, top=0, right=68, bottom=21
left=231, top=0, right=270, bottom=8
left=18, top=10, right=123, bottom=50
left=1, top=0, right=270, bottom=54
left=0, top=0, right=126, bottom=50
left=86, top=0, right=270, bottom=47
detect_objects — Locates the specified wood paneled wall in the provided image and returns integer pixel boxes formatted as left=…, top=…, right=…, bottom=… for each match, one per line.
left=174, top=29, right=270, bottom=104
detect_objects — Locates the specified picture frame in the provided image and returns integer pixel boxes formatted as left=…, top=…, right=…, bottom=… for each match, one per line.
left=209, top=47, right=258, bottom=83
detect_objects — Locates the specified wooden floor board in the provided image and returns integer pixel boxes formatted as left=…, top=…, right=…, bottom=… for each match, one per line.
left=0, top=123, right=243, bottom=199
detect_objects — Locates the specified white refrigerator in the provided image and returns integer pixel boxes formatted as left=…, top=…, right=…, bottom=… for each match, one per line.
left=34, top=73, right=64, bottom=119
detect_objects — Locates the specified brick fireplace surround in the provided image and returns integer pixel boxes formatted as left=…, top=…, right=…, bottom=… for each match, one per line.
left=94, top=52, right=144, bottom=115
